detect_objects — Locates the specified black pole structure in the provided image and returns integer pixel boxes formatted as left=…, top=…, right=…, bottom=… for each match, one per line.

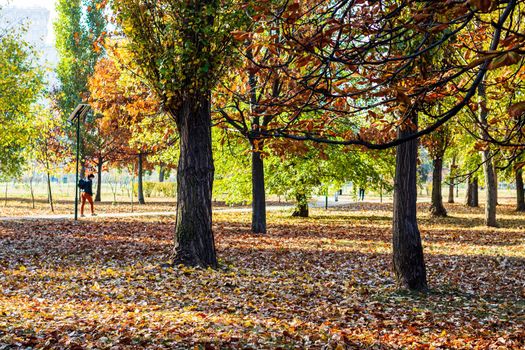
left=68, top=104, right=90, bottom=221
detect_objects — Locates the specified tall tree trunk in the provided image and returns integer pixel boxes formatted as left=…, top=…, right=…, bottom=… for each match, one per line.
left=466, top=176, right=479, bottom=207
left=47, top=171, right=54, bottom=213
left=448, top=156, right=455, bottom=203
left=170, top=93, right=217, bottom=267
left=516, top=168, right=525, bottom=212
left=483, top=156, right=497, bottom=227
left=251, top=146, right=266, bottom=233
left=95, top=160, right=103, bottom=202
left=292, top=193, right=309, bottom=217
left=494, top=163, right=498, bottom=206
left=468, top=176, right=480, bottom=207
left=430, top=156, right=447, bottom=217
left=137, top=153, right=145, bottom=205
left=478, top=82, right=497, bottom=227
left=159, top=164, right=165, bottom=182
left=392, top=113, right=427, bottom=291
left=472, top=177, right=479, bottom=207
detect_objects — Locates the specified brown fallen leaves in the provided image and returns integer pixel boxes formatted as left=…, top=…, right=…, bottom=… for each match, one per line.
left=0, top=203, right=524, bottom=349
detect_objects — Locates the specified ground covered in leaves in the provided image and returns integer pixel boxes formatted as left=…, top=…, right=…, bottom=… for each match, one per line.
left=0, top=203, right=524, bottom=349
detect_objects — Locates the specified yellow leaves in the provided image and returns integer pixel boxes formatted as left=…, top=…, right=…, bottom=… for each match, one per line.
left=90, top=282, right=101, bottom=291
left=1, top=208, right=525, bottom=348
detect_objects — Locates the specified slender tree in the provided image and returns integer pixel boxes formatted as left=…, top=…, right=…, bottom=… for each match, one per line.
left=516, top=167, right=525, bottom=212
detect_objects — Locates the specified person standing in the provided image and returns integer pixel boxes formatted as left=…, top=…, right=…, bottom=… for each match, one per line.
left=80, top=174, right=96, bottom=217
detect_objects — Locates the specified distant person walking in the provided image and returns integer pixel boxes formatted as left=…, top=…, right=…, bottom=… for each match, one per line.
left=358, top=187, right=365, bottom=201
left=79, top=174, right=96, bottom=217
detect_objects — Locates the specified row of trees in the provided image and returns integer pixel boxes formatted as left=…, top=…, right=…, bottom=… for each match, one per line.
left=108, top=0, right=525, bottom=292
left=3, top=1, right=525, bottom=292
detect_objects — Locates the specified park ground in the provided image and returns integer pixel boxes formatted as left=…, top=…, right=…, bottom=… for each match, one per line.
left=0, top=201, right=524, bottom=349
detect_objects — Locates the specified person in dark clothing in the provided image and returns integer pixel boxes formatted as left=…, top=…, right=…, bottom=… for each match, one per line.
left=81, top=174, right=96, bottom=217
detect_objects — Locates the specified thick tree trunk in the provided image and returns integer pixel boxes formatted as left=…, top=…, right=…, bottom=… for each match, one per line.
left=292, top=193, right=309, bottom=217
left=137, top=153, right=145, bottom=205
left=472, top=177, right=479, bottom=207
left=430, top=157, right=447, bottom=217
left=467, top=176, right=479, bottom=208
left=516, top=168, right=525, bottom=212
left=448, top=157, right=455, bottom=203
left=392, top=113, right=427, bottom=291
left=171, top=93, right=217, bottom=267
left=478, top=82, right=497, bottom=227
left=494, top=163, right=498, bottom=206
left=159, top=164, right=165, bottom=183
left=251, top=147, right=266, bottom=233
left=95, top=160, right=103, bottom=202
left=465, top=176, right=479, bottom=207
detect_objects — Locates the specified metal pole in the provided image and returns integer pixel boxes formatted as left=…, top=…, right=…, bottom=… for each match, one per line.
left=74, top=115, right=80, bottom=220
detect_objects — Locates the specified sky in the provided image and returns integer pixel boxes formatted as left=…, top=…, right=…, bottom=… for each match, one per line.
left=1, top=0, right=57, bottom=43
left=0, top=0, right=55, bottom=12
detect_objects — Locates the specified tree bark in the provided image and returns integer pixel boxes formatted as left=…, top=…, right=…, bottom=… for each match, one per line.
left=430, top=156, right=447, bottom=217
left=483, top=156, right=497, bottom=226
left=159, top=164, right=165, bottom=182
left=46, top=171, right=54, bottom=213
left=516, top=168, right=525, bottom=212
left=493, top=163, right=498, bottom=206
left=170, top=93, right=217, bottom=267
left=448, top=156, right=455, bottom=203
left=29, top=175, right=35, bottom=209
left=478, top=82, right=497, bottom=227
left=137, top=153, right=145, bottom=205
left=466, top=176, right=479, bottom=207
left=292, top=193, right=309, bottom=217
left=251, top=147, right=266, bottom=233
left=95, top=159, right=103, bottom=202
left=392, top=113, right=427, bottom=291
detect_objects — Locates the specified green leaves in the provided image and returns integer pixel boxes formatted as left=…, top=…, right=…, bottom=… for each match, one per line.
left=0, top=11, right=45, bottom=178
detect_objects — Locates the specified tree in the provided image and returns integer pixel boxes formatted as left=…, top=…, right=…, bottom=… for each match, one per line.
left=29, top=108, right=69, bottom=212
left=0, top=13, right=44, bottom=178
left=54, top=0, right=106, bottom=115
left=54, top=0, right=107, bottom=178
left=89, top=53, right=173, bottom=205
left=447, top=155, right=457, bottom=203
left=114, top=0, right=247, bottom=267
left=89, top=56, right=150, bottom=202
left=247, top=0, right=517, bottom=291
left=422, top=126, right=451, bottom=217
left=515, top=166, right=525, bottom=212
